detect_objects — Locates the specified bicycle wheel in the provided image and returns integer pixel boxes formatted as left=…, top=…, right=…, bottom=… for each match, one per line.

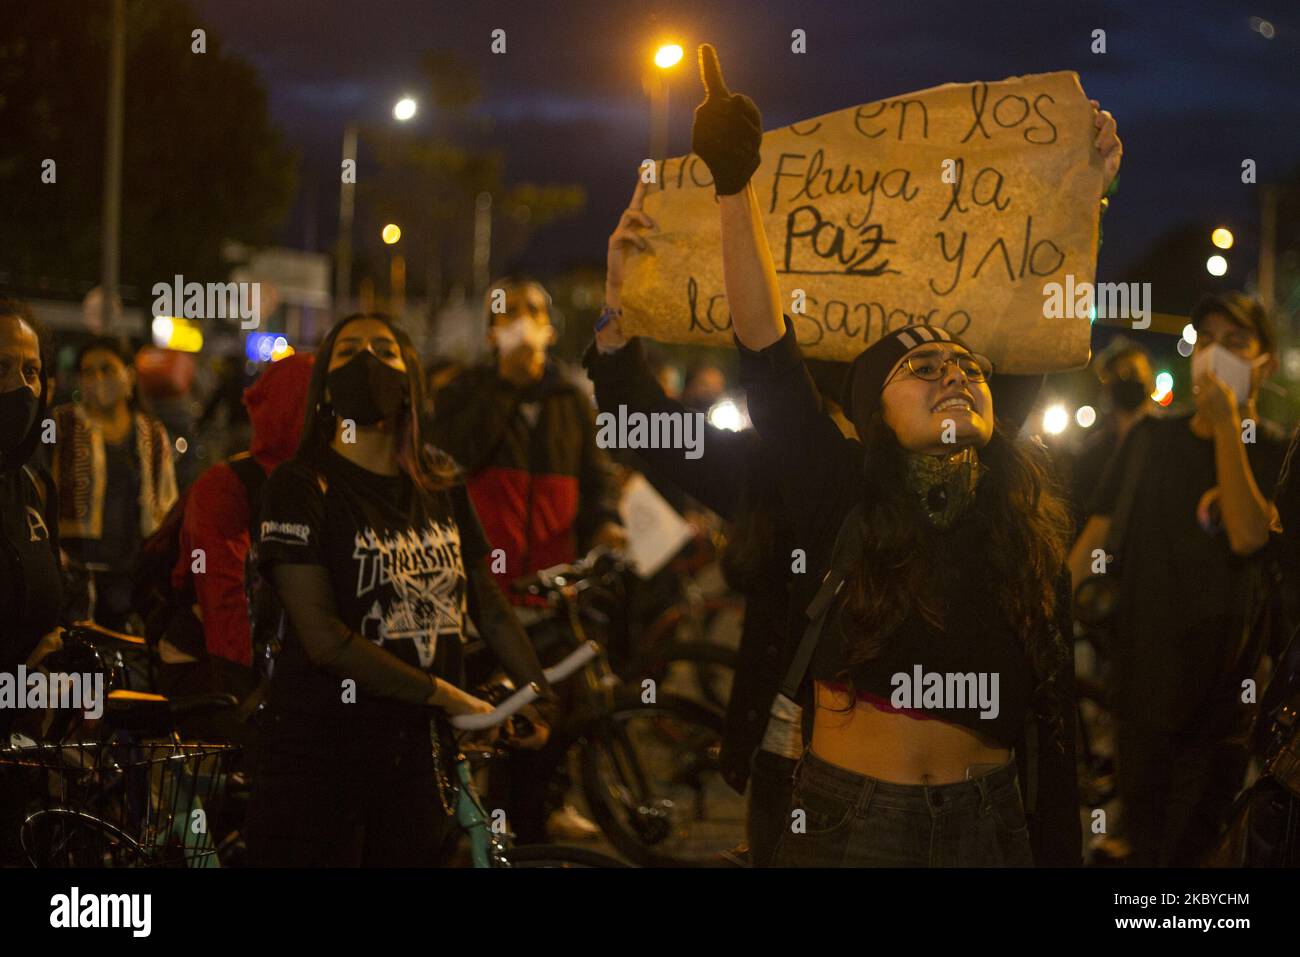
left=639, top=598, right=742, bottom=711
left=22, top=809, right=150, bottom=867
left=578, top=689, right=744, bottom=868
left=656, top=640, right=736, bottom=713
left=503, top=843, right=631, bottom=868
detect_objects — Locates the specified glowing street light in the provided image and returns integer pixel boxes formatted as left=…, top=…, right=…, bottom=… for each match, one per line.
left=393, top=96, right=418, bottom=122
left=1250, top=17, right=1276, bottom=39
left=1042, top=404, right=1069, bottom=435
left=1211, top=227, right=1234, bottom=249
left=1076, top=405, right=1097, bottom=428
left=382, top=223, right=401, bottom=245
left=654, top=44, right=684, bottom=69
left=647, top=43, right=684, bottom=166
left=1206, top=254, right=1228, bottom=277
left=707, top=397, right=745, bottom=432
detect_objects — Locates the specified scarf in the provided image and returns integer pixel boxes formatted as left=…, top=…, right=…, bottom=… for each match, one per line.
left=903, top=446, right=986, bottom=529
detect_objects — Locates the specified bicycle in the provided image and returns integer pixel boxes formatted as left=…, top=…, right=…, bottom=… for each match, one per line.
left=0, top=622, right=244, bottom=868
left=564, top=542, right=741, bottom=713
left=446, top=641, right=629, bottom=868
left=510, top=550, right=746, bottom=867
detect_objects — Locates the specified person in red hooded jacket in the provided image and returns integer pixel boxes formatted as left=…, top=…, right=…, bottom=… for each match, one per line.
left=155, top=353, right=314, bottom=735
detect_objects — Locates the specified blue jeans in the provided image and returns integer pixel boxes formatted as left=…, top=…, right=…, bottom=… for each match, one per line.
left=772, top=749, right=1033, bottom=867
left=748, top=748, right=798, bottom=868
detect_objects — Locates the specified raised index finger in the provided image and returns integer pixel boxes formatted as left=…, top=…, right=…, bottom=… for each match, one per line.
left=628, top=175, right=647, bottom=211
left=698, top=43, right=729, bottom=99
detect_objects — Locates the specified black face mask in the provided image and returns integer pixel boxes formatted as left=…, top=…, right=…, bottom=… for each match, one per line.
left=1109, top=377, right=1148, bottom=412
left=326, top=351, right=407, bottom=426
left=0, top=386, right=38, bottom=455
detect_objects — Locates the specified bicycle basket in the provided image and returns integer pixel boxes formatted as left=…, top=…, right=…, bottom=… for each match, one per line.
left=0, top=738, right=241, bottom=868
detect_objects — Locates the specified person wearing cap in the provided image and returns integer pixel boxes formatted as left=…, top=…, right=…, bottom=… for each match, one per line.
left=592, top=172, right=1056, bottom=865
left=588, top=176, right=858, bottom=865
left=682, top=43, right=1125, bottom=866
left=1063, top=338, right=1157, bottom=531
left=1069, top=291, right=1290, bottom=865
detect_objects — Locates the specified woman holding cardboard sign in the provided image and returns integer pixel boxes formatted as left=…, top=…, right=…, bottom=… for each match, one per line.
left=689, top=43, right=1119, bottom=867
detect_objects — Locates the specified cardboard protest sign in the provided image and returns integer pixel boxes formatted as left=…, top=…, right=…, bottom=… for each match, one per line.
left=622, top=71, right=1106, bottom=374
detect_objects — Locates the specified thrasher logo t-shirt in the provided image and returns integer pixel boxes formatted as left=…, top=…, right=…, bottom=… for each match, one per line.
left=258, top=448, right=489, bottom=725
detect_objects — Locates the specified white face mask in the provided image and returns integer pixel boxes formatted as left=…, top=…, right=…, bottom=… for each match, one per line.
left=1191, top=342, right=1266, bottom=406
left=84, top=377, right=129, bottom=410
left=491, top=317, right=551, bottom=353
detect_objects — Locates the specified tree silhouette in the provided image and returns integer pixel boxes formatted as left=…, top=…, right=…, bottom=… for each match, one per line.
left=0, top=0, right=295, bottom=307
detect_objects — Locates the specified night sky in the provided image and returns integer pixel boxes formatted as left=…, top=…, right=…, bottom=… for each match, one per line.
left=192, top=0, right=1299, bottom=293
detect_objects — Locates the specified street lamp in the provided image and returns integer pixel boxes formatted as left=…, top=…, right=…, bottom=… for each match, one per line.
left=1211, top=227, right=1234, bottom=250
left=393, top=96, right=418, bottom=122
left=1206, top=254, right=1228, bottom=277
left=647, top=43, right=683, bottom=168
left=336, top=97, right=419, bottom=312
left=383, top=224, right=405, bottom=318
left=654, top=44, right=683, bottom=69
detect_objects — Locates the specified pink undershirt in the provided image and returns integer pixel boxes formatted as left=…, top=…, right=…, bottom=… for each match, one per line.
left=818, top=681, right=936, bottom=722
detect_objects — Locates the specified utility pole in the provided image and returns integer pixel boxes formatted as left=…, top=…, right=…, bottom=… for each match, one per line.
left=336, top=122, right=358, bottom=313
left=100, top=0, right=126, bottom=333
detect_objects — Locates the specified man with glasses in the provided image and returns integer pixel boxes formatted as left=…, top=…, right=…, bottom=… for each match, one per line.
left=1068, top=291, right=1290, bottom=865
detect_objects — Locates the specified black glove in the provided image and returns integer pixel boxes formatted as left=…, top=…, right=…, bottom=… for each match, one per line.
left=690, top=43, right=763, bottom=196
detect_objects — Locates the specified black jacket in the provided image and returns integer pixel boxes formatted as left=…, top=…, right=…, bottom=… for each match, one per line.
left=431, top=360, right=619, bottom=595
left=736, top=317, right=1083, bottom=867
left=0, top=462, right=62, bottom=739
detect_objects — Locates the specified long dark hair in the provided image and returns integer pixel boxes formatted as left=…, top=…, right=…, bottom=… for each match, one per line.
left=842, top=410, right=1074, bottom=738
left=298, top=312, right=458, bottom=493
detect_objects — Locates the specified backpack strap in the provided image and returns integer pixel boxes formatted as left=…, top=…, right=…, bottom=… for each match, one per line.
left=21, top=464, right=46, bottom=511
left=780, top=503, right=866, bottom=701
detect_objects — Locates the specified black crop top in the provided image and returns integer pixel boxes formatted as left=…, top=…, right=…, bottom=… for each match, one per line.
left=808, top=494, right=1036, bottom=748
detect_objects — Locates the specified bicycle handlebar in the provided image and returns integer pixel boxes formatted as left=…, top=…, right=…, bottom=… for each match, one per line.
left=510, top=546, right=625, bottom=596
left=449, top=682, right=543, bottom=731
left=448, top=641, right=599, bottom=730
left=542, top=640, right=599, bottom=684
left=66, top=620, right=147, bottom=648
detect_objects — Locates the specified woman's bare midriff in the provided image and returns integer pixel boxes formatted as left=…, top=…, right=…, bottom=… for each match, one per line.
left=810, top=682, right=1010, bottom=785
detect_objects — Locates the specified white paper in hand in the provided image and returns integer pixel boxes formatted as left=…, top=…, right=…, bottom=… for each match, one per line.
left=618, top=472, right=695, bottom=579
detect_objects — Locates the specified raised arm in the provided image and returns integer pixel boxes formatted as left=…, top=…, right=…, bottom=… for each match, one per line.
left=693, top=44, right=784, bottom=352
left=690, top=44, right=857, bottom=535
left=588, top=177, right=754, bottom=518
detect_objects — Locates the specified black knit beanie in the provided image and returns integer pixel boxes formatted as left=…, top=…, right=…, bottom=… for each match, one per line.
left=841, top=325, right=975, bottom=438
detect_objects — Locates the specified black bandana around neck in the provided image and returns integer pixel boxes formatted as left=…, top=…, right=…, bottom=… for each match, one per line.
left=903, top=446, right=986, bottom=529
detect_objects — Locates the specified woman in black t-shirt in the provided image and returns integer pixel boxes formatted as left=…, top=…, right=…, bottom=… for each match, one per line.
left=245, top=313, right=554, bottom=867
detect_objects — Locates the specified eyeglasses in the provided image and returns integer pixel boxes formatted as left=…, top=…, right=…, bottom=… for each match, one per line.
left=887, top=348, right=993, bottom=385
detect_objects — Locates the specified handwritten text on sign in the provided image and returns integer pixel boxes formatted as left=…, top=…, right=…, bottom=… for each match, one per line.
left=622, top=71, right=1106, bottom=373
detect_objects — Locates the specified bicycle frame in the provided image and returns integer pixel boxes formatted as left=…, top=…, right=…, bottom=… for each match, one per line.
left=455, top=753, right=506, bottom=868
